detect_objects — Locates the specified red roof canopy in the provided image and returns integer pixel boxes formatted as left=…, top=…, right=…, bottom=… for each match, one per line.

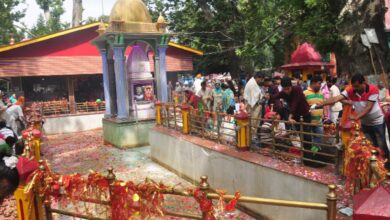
left=0, top=23, right=202, bottom=77
left=281, top=42, right=334, bottom=70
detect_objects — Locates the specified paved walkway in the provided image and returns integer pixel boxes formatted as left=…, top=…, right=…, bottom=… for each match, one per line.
left=42, top=129, right=254, bottom=219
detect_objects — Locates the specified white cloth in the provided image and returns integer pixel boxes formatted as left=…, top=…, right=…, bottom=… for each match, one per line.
left=379, top=88, right=388, bottom=102
left=5, top=105, right=23, bottom=134
left=244, top=77, right=262, bottom=108
left=329, top=85, right=342, bottom=112
left=0, top=100, right=8, bottom=121
left=330, top=111, right=339, bottom=124
left=193, top=78, right=202, bottom=94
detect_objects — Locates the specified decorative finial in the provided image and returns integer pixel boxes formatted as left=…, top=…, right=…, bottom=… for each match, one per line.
left=199, top=176, right=210, bottom=191
left=156, top=12, right=168, bottom=33
left=97, top=20, right=106, bottom=35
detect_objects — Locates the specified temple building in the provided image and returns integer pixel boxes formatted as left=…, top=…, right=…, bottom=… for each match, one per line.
left=0, top=22, right=202, bottom=112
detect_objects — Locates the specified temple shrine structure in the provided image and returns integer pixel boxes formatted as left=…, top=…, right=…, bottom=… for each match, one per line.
left=281, top=42, right=336, bottom=81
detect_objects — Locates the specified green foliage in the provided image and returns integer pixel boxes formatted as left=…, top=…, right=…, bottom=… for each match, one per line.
left=85, top=15, right=110, bottom=24
left=0, top=0, right=25, bottom=44
left=141, top=0, right=350, bottom=75
left=30, top=0, right=69, bottom=37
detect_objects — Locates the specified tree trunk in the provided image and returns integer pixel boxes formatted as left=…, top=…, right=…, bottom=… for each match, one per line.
left=44, top=10, right=50, bottom=21
left=72, top=0, right=83, bottom=27
left=337, top=0, right=389, bottom=76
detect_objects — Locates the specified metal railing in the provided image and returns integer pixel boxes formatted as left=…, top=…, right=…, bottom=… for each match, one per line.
left=76, top=101, right=105, bottom=113
left=158, top=102, right=341, bottom=172
left=251, top=116, right=341, bottom=171
left=41, top=167, right=338, bottom=220
left=29, top=101, right=106, bottom=116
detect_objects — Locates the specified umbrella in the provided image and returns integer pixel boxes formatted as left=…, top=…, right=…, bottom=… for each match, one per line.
left=353, top=185, right=390, bottom=220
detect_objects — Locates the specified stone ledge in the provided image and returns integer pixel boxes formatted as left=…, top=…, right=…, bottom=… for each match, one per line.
left=150, top=127, right=333, bottom=220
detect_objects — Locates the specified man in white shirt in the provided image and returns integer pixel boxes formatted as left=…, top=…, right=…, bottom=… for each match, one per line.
left=6, top=104, right=25, bottom=135
left=327, top=77, right=342, bottom=123
left=244, top=72, right=265, bottom=140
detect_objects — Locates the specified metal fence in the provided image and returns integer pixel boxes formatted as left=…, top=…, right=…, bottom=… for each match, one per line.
left=158, top=102, right=342, bottom=173
left=30, top=101, right=106, bottom=116
left=42, top=168, right=337, bottom=220
left=251, top=117, right=341, bottom=170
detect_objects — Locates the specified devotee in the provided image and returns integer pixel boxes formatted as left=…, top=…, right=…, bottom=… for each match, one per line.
left=268, top=77, right=316, bottom=165
left=197, top=81, right=212, bottom=110
left=210, top=82, right=223, bottom=112
left=320, top=76, right=330, bottom=121
left=273, top=76, right=282, bottom=92
left=378, top=82, right=389, bottom=102
left=317, top=74, right=390, bottom=169
left=304, top=75, right=324, bottom=147
left=175, top=82, right=183, bottom=93
left=184, top=90, right=208, bottom=111
left=192, top=74, right=203, bottom=95
left=167, top=81, right=173, bottom=102
left=0, top=158, right=19, bottom=204
left=260, top=110, right=287, bottom=147
left=0, top=92, right=8, bottom=122
left=9, top=94, right=16, bottom=104
left=221, top=82, right=235, bottom=113
left=5, top=102, right=25, bottom=136
left=327, top=76, right=342, bottom=123
left=244, top=72, right=265, bottom=139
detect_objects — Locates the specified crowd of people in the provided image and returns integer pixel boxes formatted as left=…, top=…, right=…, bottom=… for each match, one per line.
left=172, top=72, right=390, bottom=170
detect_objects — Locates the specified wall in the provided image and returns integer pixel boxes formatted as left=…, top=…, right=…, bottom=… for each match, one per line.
left=43, top=113, right=104, bottom=134
left=150, top=130, right=329, bottom=220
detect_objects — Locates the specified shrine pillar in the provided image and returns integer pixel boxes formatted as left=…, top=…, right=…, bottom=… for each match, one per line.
left=113, top=46, right=130, bottom=119
left=157, top=45, right=168, bottom=102
left=99, top=49, right=112, bottom=117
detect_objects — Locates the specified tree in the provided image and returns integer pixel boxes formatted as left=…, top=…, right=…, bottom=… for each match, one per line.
left=143, top=0, right=388, bottom=77
left=72, top=0, right=83, bottom=27
left=0, top=0, right=25, bottom=44
left=85, top=15, right=110, bottom=24
left=31, top=0, right=69, bottom=37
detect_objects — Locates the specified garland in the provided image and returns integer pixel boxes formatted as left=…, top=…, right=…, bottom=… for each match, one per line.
left=344, top=137, right=387, bottom=192
left=25, top=161, right=240, bottom=219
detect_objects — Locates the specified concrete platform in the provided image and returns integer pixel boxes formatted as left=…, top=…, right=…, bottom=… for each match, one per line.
left=43, top=113, right=104, bottom=134
left=103, top=118, right=155, bottom=149
left=150, top=127, right=338, bottom=220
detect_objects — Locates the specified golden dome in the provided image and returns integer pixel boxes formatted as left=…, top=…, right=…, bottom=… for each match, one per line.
left=109, top=0, right=152, bottom=24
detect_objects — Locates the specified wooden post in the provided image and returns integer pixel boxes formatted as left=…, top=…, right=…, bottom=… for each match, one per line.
left=155, top=102, right=162, bottom=125
left=326, top=185, right=337, bottom=220
left=67, top=76, right=76, bottom=114
left=181, top=104, right=190, bottom=134
left=235, top=112, right=250, bottom=151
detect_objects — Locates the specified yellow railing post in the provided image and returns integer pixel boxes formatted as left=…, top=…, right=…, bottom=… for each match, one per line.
left=326, top=184, right=337, bottom=220
left=32, top=130, right=42, bottom=161
left=155, top=102, right=162, bottom=125
left=181, top=104, right=190, bottom=134
left=235, top=112, right=250, bottom=151
left=14, top=159, right=44, bottom=220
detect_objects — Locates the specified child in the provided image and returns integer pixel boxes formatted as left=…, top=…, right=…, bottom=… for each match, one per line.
left=259, top=110, right=287, bottom=147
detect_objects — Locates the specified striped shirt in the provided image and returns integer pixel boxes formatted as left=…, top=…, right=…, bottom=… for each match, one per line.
left=304, top=88, right=324, bottom=123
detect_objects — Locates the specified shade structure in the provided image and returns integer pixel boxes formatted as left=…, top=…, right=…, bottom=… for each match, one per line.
left=281, top=42, right=334, bottom=70
left=353, top=185, right=390, bottom=220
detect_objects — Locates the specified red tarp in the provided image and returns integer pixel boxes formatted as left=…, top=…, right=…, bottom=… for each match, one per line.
left=353, top=185, right=390, bottom=220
